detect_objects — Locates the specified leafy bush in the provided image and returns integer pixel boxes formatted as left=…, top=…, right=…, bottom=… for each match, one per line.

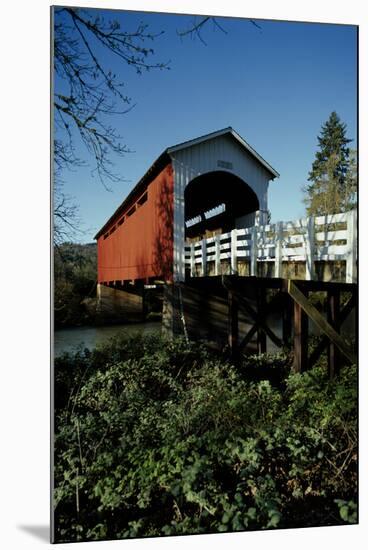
left=53, top=334, right=357, bottom=542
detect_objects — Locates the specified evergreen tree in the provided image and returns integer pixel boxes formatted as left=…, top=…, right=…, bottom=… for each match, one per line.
left=304, top=111, right=354, bottom=216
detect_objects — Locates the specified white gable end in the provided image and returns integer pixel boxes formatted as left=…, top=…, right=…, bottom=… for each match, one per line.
left=170, top=133, right=272, bottom=213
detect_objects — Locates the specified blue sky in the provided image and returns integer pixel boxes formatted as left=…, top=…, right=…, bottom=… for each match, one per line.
left=54, top=8, right=357, bottom=243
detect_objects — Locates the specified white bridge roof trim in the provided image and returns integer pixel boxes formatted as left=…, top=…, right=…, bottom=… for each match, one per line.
left=167, top=126, right=280, bottom=180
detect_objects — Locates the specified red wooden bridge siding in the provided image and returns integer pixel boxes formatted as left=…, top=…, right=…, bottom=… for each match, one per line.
left=97, top=164, right=174, bottom=283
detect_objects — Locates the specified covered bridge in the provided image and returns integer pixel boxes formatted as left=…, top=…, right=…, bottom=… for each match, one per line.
left=94, top=127, right=279, bottom=285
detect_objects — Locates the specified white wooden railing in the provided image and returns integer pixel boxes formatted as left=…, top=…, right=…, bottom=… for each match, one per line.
left=184, top=209, right=357, bottom=283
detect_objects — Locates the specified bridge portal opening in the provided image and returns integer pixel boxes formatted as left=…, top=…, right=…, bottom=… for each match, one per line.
left=184, top=171, right=260, bottom=242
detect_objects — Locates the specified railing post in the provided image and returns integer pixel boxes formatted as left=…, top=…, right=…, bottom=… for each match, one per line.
left=275, top=221, right=283, bottom=278
left=346, top=209, right=357, bottom=283
left=250, top=226, right=258, bottom=277
left=231, top=229, right=238, bottom=274
left=190, top=243, right=195, bottom=278
left=305, top=216, right=315, bottom=280
left=201, top=238, right=207, bottom=277
left=215, top=235, right=221, bottom=276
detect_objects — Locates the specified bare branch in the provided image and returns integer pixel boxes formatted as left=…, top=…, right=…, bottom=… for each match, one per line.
left=53, top=7, right=169, bottom=242
left=177, top=16, right=212, bottom=45
left=177, top=15, right=261, bottom=44
left=250, top=20, right=262, bottom=31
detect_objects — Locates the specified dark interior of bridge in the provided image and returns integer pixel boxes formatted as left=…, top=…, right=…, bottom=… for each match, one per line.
left=184, top=171, right=260, bottom=241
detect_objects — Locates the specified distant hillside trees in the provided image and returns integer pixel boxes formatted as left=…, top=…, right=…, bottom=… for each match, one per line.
left=303, top=111, right=357, bottom=216
left=54, top=242, right=97, bottom=327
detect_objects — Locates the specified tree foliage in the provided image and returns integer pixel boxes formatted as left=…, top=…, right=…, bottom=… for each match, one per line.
left=53, top=334, right=357, bottom=542
left=303, top=112, right=356, bottom=216
left=54, top=242, right=97, bottom=327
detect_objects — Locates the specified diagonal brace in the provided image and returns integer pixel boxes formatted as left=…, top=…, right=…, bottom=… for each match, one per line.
left=236, top=291, right=283, bottom=348
left=308, top=294, right=356, bottom=368
left=288, top=280, right=356, bottom=365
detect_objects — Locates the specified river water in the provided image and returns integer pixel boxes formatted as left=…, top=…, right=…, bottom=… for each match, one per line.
left=54, top=322, right=161, bottom=357
left=54, top=310, right=355, bottom=358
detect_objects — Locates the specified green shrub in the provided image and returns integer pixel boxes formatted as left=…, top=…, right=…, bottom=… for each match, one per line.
left=53, top=334, right=357, bottom=542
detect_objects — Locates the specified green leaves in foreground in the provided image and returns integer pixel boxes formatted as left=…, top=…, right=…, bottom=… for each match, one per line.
left=335, top=499, right=357, bottom=523
left=53, top=334, right=357, bottom=542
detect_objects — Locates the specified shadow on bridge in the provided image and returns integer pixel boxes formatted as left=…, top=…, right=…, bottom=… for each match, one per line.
left=163, top=275, right=357, bottom=379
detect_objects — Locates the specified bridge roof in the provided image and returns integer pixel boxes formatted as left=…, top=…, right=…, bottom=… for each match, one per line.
left=94, top=127, right=279, bottom=239
left=167, top=127, right=279, bottom=179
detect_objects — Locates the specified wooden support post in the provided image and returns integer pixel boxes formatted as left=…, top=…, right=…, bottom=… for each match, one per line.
left=282, top=292, right=293, bottom=346
left=257, top=286, right=267, bottom=354
left=228, top=290, right=239, bottom=360
left=308, top=293, right=356, bottom=368
left=327, top=289, right=340, bottom=378
left=293, top=288, right=308, bottom=373
left=288, top=280, right=356, bottom=365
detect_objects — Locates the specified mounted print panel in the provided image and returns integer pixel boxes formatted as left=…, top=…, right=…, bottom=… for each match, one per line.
left=52, top=4, right=358, bottom=544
